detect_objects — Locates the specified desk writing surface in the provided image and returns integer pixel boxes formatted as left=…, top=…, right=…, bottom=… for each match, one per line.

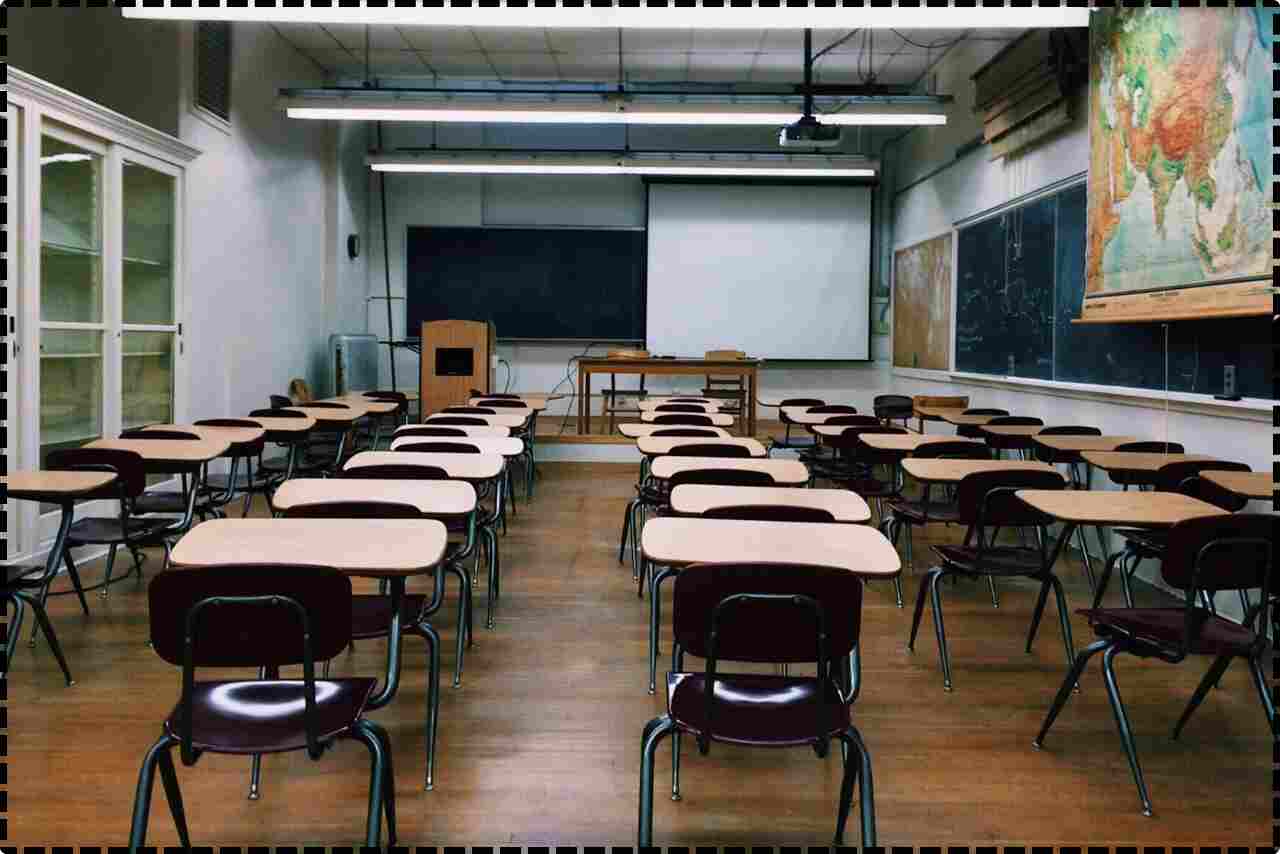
left=641, top=518, right=899, bottom=577
left=618, top=423, right=730, bottom=439
left=272, top=478, right=477, bottom=516
left=980, top=424, right=1044, bottom=437
left=1201, top=470, right=1271, bottom=500
left=246, top=415, right=316, bottom=434
left=344, top=451, right=504, bottom=481
left=940, top=412, right=1001, bottom=426
left=781, top=407, right=855, bottom=425
left=142, top=423, right=265, bottom=446
left=1033, top=435, right=1138, bottom=453
left=1081, top=452, right=1219, bottom=474
left=638, top=399, right=721, bottom=412
left=853, top=433, right=983, bottom=453
left=425, top=412, right=528, bottom=429
left=325, top=395, right=397, bottom=415
left=913, top=405, right=968, bottom=421
left=902, top=459, right=1061, bottom=485
left=172, top=518, right=448, bottom=578
left=87, top=438, right=229, bottom=464
left=468, top=398, right=541, bottom=413
left=669, top=484, right=870, bottom=523
left=4, top=471, right=116, bottom=501
left=395, top=424, right=510, bottom=438
left=285, top=405, right=363, bottom=426
left=390, top=435, right=523, bottom=457
left=1015, top=490, right=1224, bottom=528
left=636, top=436, right=766, bottom=458
left=648, top=457, right=809, bottom=485
left=640, top=410, right=734, bottom=426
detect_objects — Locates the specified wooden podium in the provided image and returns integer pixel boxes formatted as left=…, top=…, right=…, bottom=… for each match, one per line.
left=419, top=320, right=495, bottom=417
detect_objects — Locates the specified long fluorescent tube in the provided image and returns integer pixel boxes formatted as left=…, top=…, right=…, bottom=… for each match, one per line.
left=284, top=98, right=946, bottom=127
left=124, top=5, right=1092, bottom=29
left=367, top=153, right=878, bottom=178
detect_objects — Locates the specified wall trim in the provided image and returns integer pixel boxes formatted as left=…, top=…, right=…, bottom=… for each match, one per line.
left=8, top=67, right=203, bottom=165
left=892, top=366, right=953, bottom=383
left=946, top=371, right=1271, bottom=421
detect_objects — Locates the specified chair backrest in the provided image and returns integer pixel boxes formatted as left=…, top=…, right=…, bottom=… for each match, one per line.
left=673, top=563, right=861, bottom=664
left=149, top=564, right=352, bottom=668
left=473, top=391, right=520, bottom=399
left=667, top=443, right=752, bottom=458
left=654, top=404, right=705, bottom=413
left=474, top=399, right=526, bottom=409
left=194, top=419, right=268, bottom=454
left=873, top=394, right=914, bottom=418
left=395, top=441, right=481, bottom=454
left=653, top=413, right=715, bottom=426
left=824, top=414, right=880, bottom=428
left=120, top=428, right=199, bottom=440
left=1160, top=514, right=1273, bottom=597
left=810, top=405, right=858, bottom=414
left=651, top=428, right=721, bottom=438
left=46, top=447, right=147, bottom=499
left=427, top=416, right=488, bottom=426
left=249, top=407, right=307, bottom=419
left=269, top=394, right=293, bottom=409
left=780, top=398, right=825, bottom=408
left=702, top=505, right=836, bottom=523
left=1114, top=440, right=1185, bottom=454
left=282, top=501, right=423, bottom=520
left=340, top=464, right=449, bottom=480
left=396, top=426, right=467, bottom=438
left=668, top=468, right=775, bottom=488
left=955, top=468, right=1064, bottom=529
left=1038, top=425, right=1102, bottom=436
left=823, top=424, right=905, bottom=453
left=963, top=408, right=1008, bottom=417
left=291, top=401, right=347, bottom=410
left=442, top=406, right=496, bottom=415
left=986, top=415, right=1043, bottom=427
left=912, top=440, right=991, bottom=461
left=668, top=397, right=713, bottom=404
left=364, top=390, right=407, bottom=402
left=1155, top=460, right=1252, bottom=511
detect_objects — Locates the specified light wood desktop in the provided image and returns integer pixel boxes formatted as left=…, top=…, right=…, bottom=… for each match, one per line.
left=395, top=423, right=511, bottom=438
left=648, top=456, right=809, bottom=485
left=1032, top=435, right=1139, bottom=453
left=390, top=435, right=523, bottom=457
left=1200, top=470, right=1272, bottom=501
left=271, top=478, right=477, bottom=517
left=425, top=412, right=528, bottom=429
left=87, top=437, right=230, bottom=465
left=640, top=410, right=734, bottom=426
left=848, top=433, right=983, bottom=455
left=344, top=451, right=504, bottom=482
left=636, top=436, right=766, bottom=458
left=669, top=484, right=870, bottom=523
left=901, top=459, right=1061, bottom=485
left=618, top=423, right=731, bottom=439
left=1081, top=452, right=1220, bottom=475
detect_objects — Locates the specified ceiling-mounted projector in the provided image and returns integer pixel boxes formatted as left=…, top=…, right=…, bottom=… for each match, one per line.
left=779, top=114, right=842, bottom=148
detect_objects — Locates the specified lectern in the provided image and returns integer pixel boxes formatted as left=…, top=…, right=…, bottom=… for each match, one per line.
left=419, top=320, right=496, bottom=417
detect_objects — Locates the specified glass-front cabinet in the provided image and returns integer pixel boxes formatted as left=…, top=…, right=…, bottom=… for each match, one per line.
left=8, top=68, right=199, bottom=558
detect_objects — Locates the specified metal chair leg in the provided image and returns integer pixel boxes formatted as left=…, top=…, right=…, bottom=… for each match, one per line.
left=620, top=498, right=635, bottom=567
left=128, top=734, right=180, bottom=848
left=351, top=719, right=389, bottom=847
left=17, top=592, right=74, bottom=686
left=1100, top=645, right=1153, bottom=817
left=99, top=543, right=120, bottom=600
left=905, top=568, right=936, bottom=652
left=849, top=725, right=877, bottom=847
left=1075, top=526, right=1097, bottom=592
left=1171, top=653, right=1233, bottom=740
left=1025, top=579, right=1053, bottom=652
left=155, top=745, right=191, bottom=847
left=421, top=622, right=442, bottom=790
left=638, top=715, right=677, bottom=846
left=927, top=570, right=954, bottom=690
left=5, top=594, right=27, bottom=674
left=1034, top=638, right=1110, bottom=748
left=987, top=576, right=1000, bottom=609
left=1247, top=655, right=1278, bottom=738
left=833, top=728, right=860, bottom=846
left=670, top=730, right=682, bottom=801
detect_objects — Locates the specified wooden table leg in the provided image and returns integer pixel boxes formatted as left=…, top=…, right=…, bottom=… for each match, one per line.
left=746, top=367, right=757, bottom=438
left=577, top=368, right=586, bottom=435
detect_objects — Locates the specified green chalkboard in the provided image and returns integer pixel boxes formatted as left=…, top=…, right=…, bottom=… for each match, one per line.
left=955, top=182, right=1272, bottom=399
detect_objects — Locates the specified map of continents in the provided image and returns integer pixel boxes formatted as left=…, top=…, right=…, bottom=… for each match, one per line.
left=1086, top=7, right=1271, bottom=296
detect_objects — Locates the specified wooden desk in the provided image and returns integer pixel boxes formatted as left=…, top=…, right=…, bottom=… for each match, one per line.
left=272, top=478, right=476, bottom=517
left=781, top=407, right=857, bottom=426
left=344, top=451, right=504, bottom=482
left=902, top=459, right=1062, bottom=484
left=669, top=484, right=870, bottom=523
left=1032, top=435, right=1139, bottom=454
left=981, top=424, right=1043, bottom=438
left=390, top=435, right=523, bottom=457
left=245, top=414, right=317, bottom=440
left=636, top=436, right=766, bottom=458
left=637, top=397, right=720, bottom=411
left=577, top=356, right=761, bottom=437
left=395, top=423, right=511, bottom=438
left=171, top=517, right=448, bottom=710
left=324, top=395, right=398, bottom=416
left=649, top=457, right=809, bottom=485
left=286, top=404, right=365, bottom=427
left=618, top=423, right=730, bottom=439
left=4, top=471, right=117, bottom=501
left=469, top=397, right=546, bottom=412
left=1081, top=452, right=1219, bottom=480
left=1016, top=489, right=1225, bottom=608
left=912, top=403, right=968, bottom=433
left=425, top=412, right=528, bottom=429
left=639, top=410, right=735, bottom=426
left=849, top=433, right=983, bottom=456
left=1200, top=470, right=1272, bottom=501
left=940, top=412, right=1002, bottom=427
left=141, top=423, right=265, bottom=451
left=87, top=437, right=230, bottom=468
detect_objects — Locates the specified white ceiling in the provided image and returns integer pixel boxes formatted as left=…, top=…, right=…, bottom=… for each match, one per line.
left=272, top=25, right=1017, bottom=88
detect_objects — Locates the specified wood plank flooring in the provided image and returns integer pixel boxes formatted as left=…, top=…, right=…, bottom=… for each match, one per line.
left=8, top=462, right=1271, bottom=846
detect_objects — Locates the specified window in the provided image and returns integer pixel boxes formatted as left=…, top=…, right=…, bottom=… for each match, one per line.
left=195, top=22, right=232, bottom=123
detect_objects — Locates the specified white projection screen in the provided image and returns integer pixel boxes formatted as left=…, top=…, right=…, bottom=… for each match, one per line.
left=646, top=183, right=872, bottom=360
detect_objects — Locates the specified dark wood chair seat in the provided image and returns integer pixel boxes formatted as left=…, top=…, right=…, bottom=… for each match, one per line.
left=1079, top=607, right=1259, bottom=658
left=932, top=544, right=1050, bottom=576
left=667, top=672, right=850, bottom=747
left=884, top=498, right=962, bottom=525
left=163, top=677, right=377, bottom=755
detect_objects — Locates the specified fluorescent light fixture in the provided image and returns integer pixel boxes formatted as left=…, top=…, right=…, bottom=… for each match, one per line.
left=284, top=96, right=946, bottom=127
left=124, top=4, right=1092, bottom=29
left=40, top=153, right=94, bottom=165
left=367, top=153, right=878, bottom=179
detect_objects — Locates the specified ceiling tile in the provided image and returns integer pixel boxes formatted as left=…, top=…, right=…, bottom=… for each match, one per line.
left=321, top=24, right=409, bottom=50
left=621, top=30, right=693, bottom=53
left=297, top=48, right=358, bottom=73
left=760, top=30, right=803, bottom=53
left=691, top=30, right=766, bottom=52
left=750, top=52, right=804, bottom=81
left=271, top=23, right=341, bottom=51
left=546, top=28, right=619, bottom=54
left=621, top=52, right=689, bottom=74
left=398, top=27, right=482, bottom=52
left=488, top=52, right=562, bottom=80
left=423, top=52, right=496, bottom=76
left=557, top=55, right=622, bottom=82
left=479, top=29, right=553, bottom=53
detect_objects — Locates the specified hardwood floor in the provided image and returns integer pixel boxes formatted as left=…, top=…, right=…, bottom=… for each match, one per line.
left=8, top=462, right=1271, bottom=846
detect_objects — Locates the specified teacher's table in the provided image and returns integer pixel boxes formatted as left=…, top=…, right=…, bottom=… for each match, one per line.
left=576, top=356, right=761, bottom=437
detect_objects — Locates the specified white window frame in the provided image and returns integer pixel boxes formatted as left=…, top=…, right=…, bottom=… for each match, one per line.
left=7, top=68, right=200, bottom=566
